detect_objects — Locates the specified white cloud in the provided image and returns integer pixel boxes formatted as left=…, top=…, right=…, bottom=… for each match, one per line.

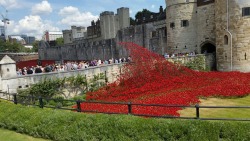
left=8, top=15, right=59, bottom=39
left=130, top=10, right=133, bottom=14
left=31, top=1, right=52, bottom=15
left=58, top=6, right=98, bottom=27
left=0, top=0, right=19, bottom=9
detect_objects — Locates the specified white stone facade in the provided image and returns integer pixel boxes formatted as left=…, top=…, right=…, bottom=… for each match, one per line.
left=43, top=31, right=63, bottom=42
left=165, top=0, right=250, bottom=72
left=63, top=26, right=87, bottom=44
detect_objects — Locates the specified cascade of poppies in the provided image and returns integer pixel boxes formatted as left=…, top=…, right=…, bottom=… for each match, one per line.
left=80, top=42, right=250, bottom=116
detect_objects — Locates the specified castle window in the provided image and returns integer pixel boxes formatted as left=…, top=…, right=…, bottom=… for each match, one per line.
left=170, top=22, right=175, bottom=29
left=242, top=7, right=250, bottom=16
left=164, top=27, right=167, bottom=36
left=181, top=20, right=189, bottom=27
left=151, top=31, right=157, bottom=38
left=224, top=35, right=228, bottom=45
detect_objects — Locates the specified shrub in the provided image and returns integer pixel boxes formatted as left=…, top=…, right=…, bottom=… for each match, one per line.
left=0, top=100, right=249, bottom=141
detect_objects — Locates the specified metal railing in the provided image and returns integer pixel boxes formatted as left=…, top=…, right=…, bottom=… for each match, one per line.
left=1, top=93, right=250, bottom=121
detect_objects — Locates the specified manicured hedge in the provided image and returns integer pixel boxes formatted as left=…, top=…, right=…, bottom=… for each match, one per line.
left=0, top=100, right=249, bottom=141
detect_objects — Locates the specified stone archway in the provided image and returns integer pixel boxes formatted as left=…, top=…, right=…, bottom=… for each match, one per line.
left=200, top=42, right=217, bottom=70
left=201, top=42, right=216, bottom=54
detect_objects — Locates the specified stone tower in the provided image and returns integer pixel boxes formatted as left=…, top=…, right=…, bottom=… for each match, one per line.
left=117, top=7, right=130, bottom=30
left=100, top=11, right=116, bottom=39
left=0, top=55, right=16, bottom=92
left=215, top=0, right=250, bottom=72
left=165, top=0, right=197, bottom=54
left=196, top=0, right=216, bottom=54
left=100, top=7, right=130, bottom=40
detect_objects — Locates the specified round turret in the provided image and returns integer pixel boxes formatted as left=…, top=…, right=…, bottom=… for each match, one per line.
left=215, top=0, right=250, bottom=72
left=166, top=0, right=197, bottom=54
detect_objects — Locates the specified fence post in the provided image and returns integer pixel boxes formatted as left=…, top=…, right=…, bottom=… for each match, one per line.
left=119, top=67, right=122, bottom=76
left=105, top=71, right=108, bottom=84
left=76, top=100, right=81, bottom=112
left=128, top=102, right=132, bottom=114
left=195, top=104, right=200, bottom=119
left=85, top=75, right=88, bottom=91
left=13, top=94, right=17, bottom=104
left=39, top=97, right=44, bottom=108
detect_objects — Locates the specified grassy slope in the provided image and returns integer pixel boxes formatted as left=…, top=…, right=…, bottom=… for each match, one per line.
left=0, top=128, right=50, bottom=141
left=179, top=95, right=250, bottom=118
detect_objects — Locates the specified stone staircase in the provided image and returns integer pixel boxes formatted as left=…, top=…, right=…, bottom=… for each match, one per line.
left=0, top=90, right=12, bottom=100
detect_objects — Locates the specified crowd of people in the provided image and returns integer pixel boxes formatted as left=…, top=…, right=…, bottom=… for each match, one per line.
left=164, top=52, right=196, bottom=58
left=16, top=57, right=132, bottom=76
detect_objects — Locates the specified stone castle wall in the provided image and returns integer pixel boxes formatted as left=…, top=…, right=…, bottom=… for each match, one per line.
left=116, top=20, right=167, bottom=56
left=0, top=54, right=38, bottom=62
left=166, top=0, right=198, bottom=54
left=196, top=3, right=216, bottom=52
left=1, top=54, right=214, bottom=94
left=1, top=63, right=123, bottom=93
left=164, top=0, right=250, bottom=72
left=39, top=20, right=167, bottom=61
left=215, top=0, right=250, bottom=72
left=39, top=39, right=117, bottom=61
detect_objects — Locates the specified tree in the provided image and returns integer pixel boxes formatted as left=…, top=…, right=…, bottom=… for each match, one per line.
left=32, top=41, right=39, bottom=52
left=0, top=40, right=33, bottom=52
left=135, top=9, right=152, bottom=24
left=130, top=17, right=136, bottom=26
left=56, top=37, right=64, bottom=46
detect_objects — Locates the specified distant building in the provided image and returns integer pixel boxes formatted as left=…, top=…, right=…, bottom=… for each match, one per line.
left=43, top=31, right=63, bottom=42
left=20, top=35, right=35, bottom=45
left=8, top=34, right=36, bottom=45
left=8, top=35, right=26, bottom=44
left=0, top=26, right=6, bottom=41
left=63, top=26, right=87, bottom=44
left=0, top=26, right=5, bottom=36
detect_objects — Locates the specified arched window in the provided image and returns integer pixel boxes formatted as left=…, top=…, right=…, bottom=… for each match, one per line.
left=224, top=35, right=228, bottom=45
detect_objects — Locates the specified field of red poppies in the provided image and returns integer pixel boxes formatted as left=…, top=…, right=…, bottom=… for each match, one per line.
left=80, top=43, right=250, bottom=116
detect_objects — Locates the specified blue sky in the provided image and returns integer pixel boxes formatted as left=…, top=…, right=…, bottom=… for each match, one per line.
left=0, top=0, right=166, bottom=39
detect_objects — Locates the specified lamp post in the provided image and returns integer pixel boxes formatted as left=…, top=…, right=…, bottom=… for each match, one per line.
left=102, top=44, right=105, bottom=60
left=130, top=35, right=133, bottom=43
left=111, top=42, right=113, bottom=59
left=142, top=16, right=145, bottom=47
left=60, top=46, right=63, bottom=65
left=91, top=41, right=93, bottom=60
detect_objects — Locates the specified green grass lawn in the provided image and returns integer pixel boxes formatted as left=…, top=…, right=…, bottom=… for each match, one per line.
left=0, top=128, right=50, bottom=141
left=179, top=95, right=250, bottom=118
